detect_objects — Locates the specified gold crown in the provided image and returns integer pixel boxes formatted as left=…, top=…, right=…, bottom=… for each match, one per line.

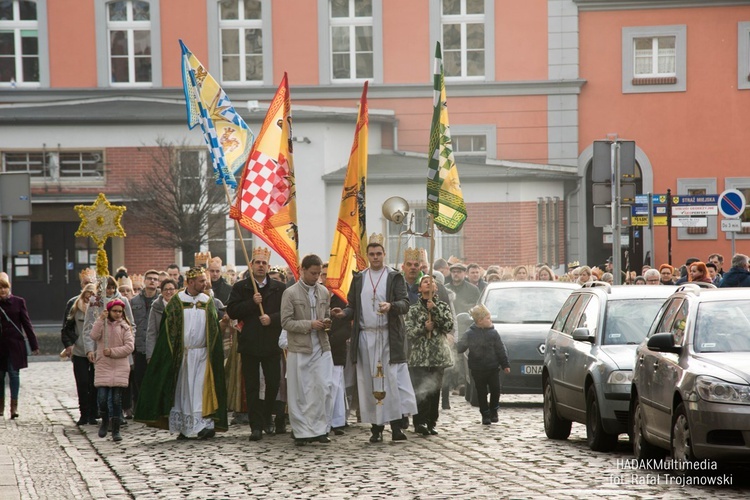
left=194, top=251, right=212, bottom=267
left=79, top=268, right=96, bottom=284
left=567, top=261, right=580, bottom=270
left=185, top=266, right=205, bottom=280
left=117, top=276, right=132, bottom=288
left=403, top=247, right=421, bottom=263
left=130, top=273, right=144, bottom=287
left=368, top=233, right=385, bottom=246
left=252, top=246, right=271, bottom=262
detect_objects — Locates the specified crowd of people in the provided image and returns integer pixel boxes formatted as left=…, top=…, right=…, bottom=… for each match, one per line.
left=4, top=246, right=750, bottom=443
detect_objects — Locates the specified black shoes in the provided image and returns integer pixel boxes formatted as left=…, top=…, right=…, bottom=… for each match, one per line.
left=176, top=433, right=189, bottom=440
left=428, top=426, right=438, bottom=436
left=391, top=428, right=407, bottom=441
left=197, top=427, right=216, bottom=440
left=249, top=429, right=263, bottom=441
left=88, top=418, right=99, bottom=425
left=490, top=407, right=499, bottom=423
left=369, top=431, right=383, bottom=443
left=76, top=416, right=87, bottom=426
left=294, top=438, right=308, bottom=446
left=481, top=411, right=491, bottom=425
left=264, top=425, right=276, bottom=436
left=316, top=434, right=331, bottom=444
left=111, top=418, right=122, bottom=442
left=415, top=424, right=430, bottom=436
left=332, top=427, right=345, bottom=436
left=98, top=414, right=109, bottom=438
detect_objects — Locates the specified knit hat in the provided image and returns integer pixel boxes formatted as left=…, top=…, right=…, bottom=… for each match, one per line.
left=106, top=299, right=126, bottom=311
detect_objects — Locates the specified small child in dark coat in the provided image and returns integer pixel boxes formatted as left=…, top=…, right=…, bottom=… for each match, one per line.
left=456, top=304, right=511, bottom=425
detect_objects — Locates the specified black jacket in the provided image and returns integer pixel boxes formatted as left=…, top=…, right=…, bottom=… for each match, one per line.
left=211, top=277, right=233, bottom=305
left=718, top=266, right=750, bottom=288
left=343, top=267, right=410, bottom=365
left=456, top=324, right=510, bottom=372
left=226, top=277, right=286, bottom=357
left=328, top=294, right=351, bottom=366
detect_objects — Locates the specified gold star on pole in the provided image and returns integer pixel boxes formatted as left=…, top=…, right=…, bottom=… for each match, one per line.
left=74, top=193, right=126, bottom=276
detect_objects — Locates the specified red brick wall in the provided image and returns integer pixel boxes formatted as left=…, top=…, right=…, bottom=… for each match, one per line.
left=462, top=201, right=565, bottom=268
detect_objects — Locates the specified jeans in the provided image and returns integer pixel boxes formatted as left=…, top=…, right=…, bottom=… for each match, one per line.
left=97, top=386, right=123, bottom=421
left=471, top=368, right=501, bottom=414
left=0, top=359, right=20, bottom=400
left=241, top=353, right=280, bottom=431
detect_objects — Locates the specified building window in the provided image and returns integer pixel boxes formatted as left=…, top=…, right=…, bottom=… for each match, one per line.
left=676, top=178, right=716, bottom=241
left=219, top=0, right=263, bottom=83
left=329, top=0, right=373, bottom=81
left=622, top=25, right=686, bottom=94
left=95, top=0, right=160, bottom=87
left=317, top=0, right=381, bottom=85
left=1, top=150, right=104, bottom=181
left=738, top=22, right=750, bottom=90
left=385, top=204, right=463, bottom=267
left=441, top=0, right=485, bottom=79
left=450, top=124, right=495, bottom=160
left=633, top=36, right=675, bottom=81
left=537, top=197, right=561, bottom=267
left=0, top=0, right=39, bottom=86
left=724, top=177, right=750, bottom=237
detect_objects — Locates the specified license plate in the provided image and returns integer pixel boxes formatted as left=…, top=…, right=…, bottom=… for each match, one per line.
left=520, top=365, right=543, bottom=375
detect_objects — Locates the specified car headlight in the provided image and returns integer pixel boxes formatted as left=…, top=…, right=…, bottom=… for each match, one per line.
left=696, top=375, right=750, bottom=405
left=607, top=370, right=633, bottom=385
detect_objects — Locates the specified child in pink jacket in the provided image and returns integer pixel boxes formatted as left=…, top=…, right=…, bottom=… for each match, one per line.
left=90, top=299, right=134, bottom=442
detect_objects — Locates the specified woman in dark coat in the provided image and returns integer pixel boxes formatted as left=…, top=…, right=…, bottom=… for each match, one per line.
left=0, top=275, right=39, bottom=419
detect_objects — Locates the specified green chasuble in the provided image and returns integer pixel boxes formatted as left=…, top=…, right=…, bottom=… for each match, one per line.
left=135, top=293, right=228, bottom=431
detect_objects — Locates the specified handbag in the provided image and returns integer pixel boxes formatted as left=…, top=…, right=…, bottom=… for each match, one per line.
left=0, top=304, right=33, bottom=356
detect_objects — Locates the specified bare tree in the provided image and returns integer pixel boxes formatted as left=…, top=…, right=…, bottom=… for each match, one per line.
left=124, top=139, right=229, bottom=258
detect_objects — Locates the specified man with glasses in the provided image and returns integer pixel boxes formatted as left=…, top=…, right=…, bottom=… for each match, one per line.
left=208, top=257, right=232, bottom=304
left=643, top=268, right=662, bottom=285
left=130, top=270, right=161, bottom=410
left=145, top=279, right=177, bottom=361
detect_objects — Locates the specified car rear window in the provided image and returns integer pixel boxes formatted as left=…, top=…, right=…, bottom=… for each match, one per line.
left=603, top=299, right=664, bottom=345
left=484, top=287, right=573, bottom=324
left=694, top=300, right=750, bottom=353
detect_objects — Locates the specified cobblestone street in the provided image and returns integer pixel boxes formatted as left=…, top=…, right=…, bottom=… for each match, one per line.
left=1, top=360, right=749, bottom=499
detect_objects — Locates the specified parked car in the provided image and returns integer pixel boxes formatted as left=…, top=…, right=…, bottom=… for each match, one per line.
left=542, top=282, right=675, bottom=451
left=630, top=285, right=750, bottom=463
left=460, top=281, right=578, bottom=402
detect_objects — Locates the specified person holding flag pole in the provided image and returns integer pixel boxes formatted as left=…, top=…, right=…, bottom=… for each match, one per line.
left=227, top=72, right=299, bottom=441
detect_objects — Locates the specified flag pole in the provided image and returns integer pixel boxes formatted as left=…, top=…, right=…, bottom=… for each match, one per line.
left=221, top=182, right=264, bottom=316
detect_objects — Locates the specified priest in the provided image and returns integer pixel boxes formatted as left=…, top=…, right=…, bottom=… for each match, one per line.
left=135, top=266, right=227, bottom=439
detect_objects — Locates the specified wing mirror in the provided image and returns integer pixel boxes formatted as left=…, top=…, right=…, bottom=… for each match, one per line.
left=572, top=327, right=594, bottom=343
left=646, top=332, right=682, bottom=354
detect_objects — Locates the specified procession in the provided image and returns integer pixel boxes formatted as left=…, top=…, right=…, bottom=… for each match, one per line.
left=4, top=1, right=750, bottom=498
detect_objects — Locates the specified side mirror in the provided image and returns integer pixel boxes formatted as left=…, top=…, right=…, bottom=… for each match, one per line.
left=646, top=332, right=682, bottom=354
left=572, top=327, right=594, bottom=343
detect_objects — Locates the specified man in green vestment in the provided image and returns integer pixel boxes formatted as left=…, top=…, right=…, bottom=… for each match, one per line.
left=135, top=267, right=228, bottom=438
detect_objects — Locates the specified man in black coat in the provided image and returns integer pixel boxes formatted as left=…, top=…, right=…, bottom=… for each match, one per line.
left=208, top=257, right=233, bottom=304
left=226, top=247, right=286, bottom=441
left=718, top=254, right=750, bottom=287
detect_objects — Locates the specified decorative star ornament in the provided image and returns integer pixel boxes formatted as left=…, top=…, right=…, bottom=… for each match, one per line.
left=74, top=193, right=126, bottom=246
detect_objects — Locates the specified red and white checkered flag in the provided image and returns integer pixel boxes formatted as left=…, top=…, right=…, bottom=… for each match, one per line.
left=240, top=151, right=290, bottom=224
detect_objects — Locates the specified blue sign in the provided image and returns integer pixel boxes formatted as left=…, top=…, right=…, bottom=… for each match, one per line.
left=718, top=189, right=746, bottom=218
left=635, top=194, right=667, bottom=205
left=672, top=194, right=718, bottom=205
left=632, top=205, right=666, bottom=216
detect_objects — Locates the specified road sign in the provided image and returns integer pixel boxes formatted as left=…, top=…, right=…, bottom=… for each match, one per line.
left=635, top=194, right=668, bottom=205
left=603, top=233, right=630, bottom=246
left=631, top=215, right=667, bottom=226
left=593, top=183, right=636, bottom=204
left=721, top=219, right=742, bottom=232
left=671, top=205, right=718, bottom=216
left=717, top=189, right=746, bottom=218
left=593, top=205, right=631, bottom=228
left=671, top=217, right=708, bottom=228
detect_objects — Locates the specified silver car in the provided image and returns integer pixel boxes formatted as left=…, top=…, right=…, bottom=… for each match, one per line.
left=461, top=281, right=578, bottom=401
left=542, top=282, right=675, bottom=451
left=631, top=285, right=750, bottom=463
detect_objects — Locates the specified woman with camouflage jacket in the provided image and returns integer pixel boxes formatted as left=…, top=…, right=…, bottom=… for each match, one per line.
left=405, top=275, right=454, bottom=437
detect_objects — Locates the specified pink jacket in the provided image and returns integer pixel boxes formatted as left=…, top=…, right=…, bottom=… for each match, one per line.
left=90, top=317, right=134, bottom=388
